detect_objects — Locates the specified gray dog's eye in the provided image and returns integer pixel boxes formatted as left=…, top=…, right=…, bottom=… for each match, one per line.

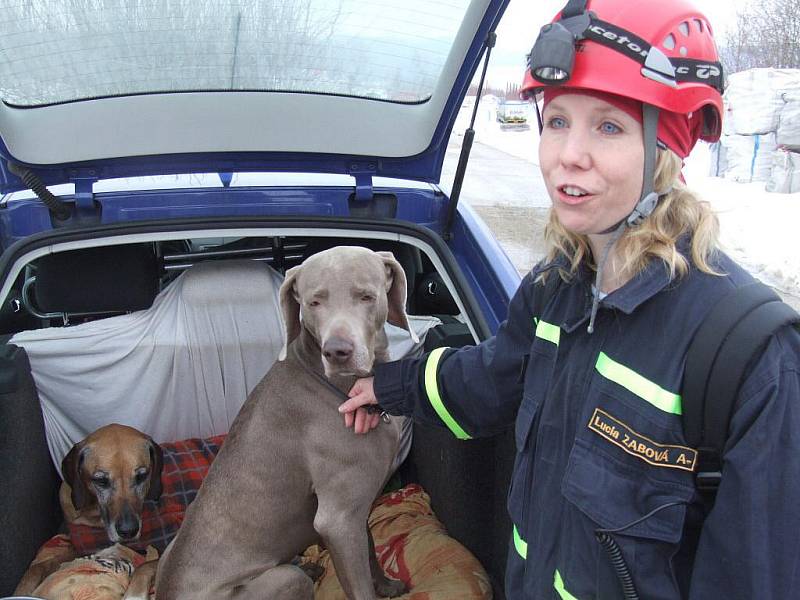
left=361, top=294, right=375, bottom=303
left=308, top=300, right=321, bottom=307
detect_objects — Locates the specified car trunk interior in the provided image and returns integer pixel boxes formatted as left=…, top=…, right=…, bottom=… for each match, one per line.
left=0, top=222, right=514, bottom=598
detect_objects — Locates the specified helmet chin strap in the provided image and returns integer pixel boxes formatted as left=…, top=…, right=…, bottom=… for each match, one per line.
left=587, top=104, right=660, bottom=333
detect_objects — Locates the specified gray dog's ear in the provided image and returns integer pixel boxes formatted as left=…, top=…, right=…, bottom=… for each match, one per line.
left=61, top=440, right=91, bottom=510
left=377, top=251, right=418, bottom=343
left=145, top=437, right=164, bottom=502
left=278, top=265, right=302, bottom=360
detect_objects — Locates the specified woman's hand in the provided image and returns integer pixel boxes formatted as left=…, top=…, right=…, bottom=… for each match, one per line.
left=339, top=377, right=382, bottom=434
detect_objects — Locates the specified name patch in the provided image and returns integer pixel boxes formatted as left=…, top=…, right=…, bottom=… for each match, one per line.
left=588, top=408, right=697, bottom=472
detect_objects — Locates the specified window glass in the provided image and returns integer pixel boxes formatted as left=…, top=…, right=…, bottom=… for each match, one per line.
left=0, top=0, right=469, bottom=106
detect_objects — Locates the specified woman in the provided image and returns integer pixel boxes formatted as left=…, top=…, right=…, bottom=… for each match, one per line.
left=339, top=0, right=800, bottom=598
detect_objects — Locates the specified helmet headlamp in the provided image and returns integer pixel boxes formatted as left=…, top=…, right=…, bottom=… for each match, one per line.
left=528, top=13, right=591, bottom=85
left=526, top=1, right=724, bottom=94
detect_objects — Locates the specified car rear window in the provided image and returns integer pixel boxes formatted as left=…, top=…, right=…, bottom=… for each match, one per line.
left=0, top=0, right=469, bottom=106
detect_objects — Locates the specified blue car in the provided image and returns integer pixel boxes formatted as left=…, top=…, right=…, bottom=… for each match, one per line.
left=0, top=0, right=520, bottom=597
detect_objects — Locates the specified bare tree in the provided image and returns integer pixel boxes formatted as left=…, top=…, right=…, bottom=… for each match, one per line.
left=720, top=0, right=800, bottom=73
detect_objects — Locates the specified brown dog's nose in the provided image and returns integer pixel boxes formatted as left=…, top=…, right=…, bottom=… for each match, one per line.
left=323, top=337, right=354, bottom=365
left=115, top=514, right=141, bottom=540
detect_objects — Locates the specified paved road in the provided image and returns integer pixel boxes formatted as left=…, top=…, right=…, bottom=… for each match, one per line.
left=439, top=134, right=550, bottom=276
left=439, top=134, right=800, bottom=312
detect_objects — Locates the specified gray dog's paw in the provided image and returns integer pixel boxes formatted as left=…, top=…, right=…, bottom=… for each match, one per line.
left=376, top=576, right=407, bottom=598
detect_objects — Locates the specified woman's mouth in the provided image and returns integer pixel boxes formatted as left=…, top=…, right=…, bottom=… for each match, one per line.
left=557, top=184, right=593, bottom=205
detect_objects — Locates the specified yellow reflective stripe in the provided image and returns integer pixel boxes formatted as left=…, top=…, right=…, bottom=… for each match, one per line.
left=554, top=570, right=580, bottom=600
left=424, top=347, right=471, bottom=440
left=513, top=525, right=527, bottom=559
left=535, top=319, right=560, bottom=346
left=595, top=352, right=682, bottom=415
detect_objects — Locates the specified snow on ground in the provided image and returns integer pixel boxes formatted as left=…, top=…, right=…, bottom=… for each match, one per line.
left=456, top=102, right=800, bottom=307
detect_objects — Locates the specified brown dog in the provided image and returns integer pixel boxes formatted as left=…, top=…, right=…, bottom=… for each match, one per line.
left=15, top=423, right=163, bottom=597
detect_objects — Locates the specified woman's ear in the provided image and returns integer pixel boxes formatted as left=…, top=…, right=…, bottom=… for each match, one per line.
left=278, top=265, right=302, bottom=360
left=376, top=251, right=418, bottom=343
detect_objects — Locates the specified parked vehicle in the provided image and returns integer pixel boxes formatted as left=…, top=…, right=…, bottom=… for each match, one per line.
left=0, top=0, right=518, bottom=597
left=496, top=100, right=531, bottom=130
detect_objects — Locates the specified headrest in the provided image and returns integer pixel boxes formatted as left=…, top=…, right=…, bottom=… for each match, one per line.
left=178, top=259, right=282, bottom=306
left=34, top=245, right=159, bottom=314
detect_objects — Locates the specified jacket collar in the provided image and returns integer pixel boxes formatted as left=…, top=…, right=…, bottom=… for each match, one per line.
left=601, top=258, right=673, bottom=315
left=603, top=235, right=693, bottom=314
left=540, top=239, right=687, bottom=333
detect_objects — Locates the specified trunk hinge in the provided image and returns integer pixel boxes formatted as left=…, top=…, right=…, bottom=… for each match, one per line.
left=349, top=162, right=376, bottom=202
left=70, top=170, right=101, bottom=223
left=443, top=31, right=496, bottom=241
left=7, top=161, right=72, bottom=222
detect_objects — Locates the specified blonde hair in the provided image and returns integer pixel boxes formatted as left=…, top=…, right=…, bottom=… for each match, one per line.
left=543, top=149, right=721, bottom=282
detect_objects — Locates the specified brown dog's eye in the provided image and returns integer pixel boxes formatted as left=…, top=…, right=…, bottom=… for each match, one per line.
left=92, top=475, right=110, bottom=489
left=134, top=470, right=149, bottom=485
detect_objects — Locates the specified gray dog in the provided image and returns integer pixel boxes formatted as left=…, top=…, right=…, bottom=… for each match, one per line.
left=156, top=247, right=414, bottom=599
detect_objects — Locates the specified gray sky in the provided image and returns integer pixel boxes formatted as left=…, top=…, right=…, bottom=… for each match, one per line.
left=485, top=0, right=751, bottom=87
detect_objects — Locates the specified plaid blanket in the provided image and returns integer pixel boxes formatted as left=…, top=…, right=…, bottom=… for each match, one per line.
left=40, top=484, right=491, bottom=600
left=301, top=484, right=492, bottom=599
left=68, top=434, right=226, bottom=555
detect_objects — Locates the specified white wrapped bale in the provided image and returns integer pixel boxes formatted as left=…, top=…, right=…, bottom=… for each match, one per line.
left=708, top=141, right=727, bottom=177
left=766, top=149, right=800, bottom=193
left=720, top=132, right=778, bottom=182
left=776, top=91, right=800, bottom=150
left=723, top=68, right=800, bottom=136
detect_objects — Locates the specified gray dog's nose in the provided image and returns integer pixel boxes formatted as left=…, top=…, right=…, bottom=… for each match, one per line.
left=323, top=337, right=354, bottom=365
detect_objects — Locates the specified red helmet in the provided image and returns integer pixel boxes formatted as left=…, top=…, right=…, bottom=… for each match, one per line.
left=520, top=0, right=724, bottom=142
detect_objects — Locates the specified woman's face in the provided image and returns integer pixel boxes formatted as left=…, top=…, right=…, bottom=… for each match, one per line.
left=539, top=93, right=645, bottom=238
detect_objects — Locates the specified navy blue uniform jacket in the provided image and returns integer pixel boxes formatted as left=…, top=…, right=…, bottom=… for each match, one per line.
left=374, top=251, right=800, bottom=599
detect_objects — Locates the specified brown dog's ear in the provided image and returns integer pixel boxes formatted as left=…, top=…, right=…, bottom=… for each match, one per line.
left=376, top=251, right=418, bottom=343
left=61, top=441, right=90, bottom=511
left=145, top=437, right=164, bottom=501
left=278, top=265, right=302, bottom=360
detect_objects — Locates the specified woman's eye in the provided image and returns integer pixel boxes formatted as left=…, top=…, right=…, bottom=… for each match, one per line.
left=547, top=116, right=567, bottom=129
left=361, top=295, right=375, bottom=303
left=600, top=121, right=621, bottom=134
left=308, top=300, right=320, bottom=307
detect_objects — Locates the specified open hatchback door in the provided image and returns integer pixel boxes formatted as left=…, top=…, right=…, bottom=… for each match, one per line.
left=0, top=1, right=525, bottom=598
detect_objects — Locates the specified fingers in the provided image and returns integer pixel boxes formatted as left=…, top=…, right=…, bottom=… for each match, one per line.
left=347, top=407, right=382, bottom=434
left=342, top=377, right=380, bottom=432
left=354, top=407, right=367, bottom=434
left=339, top=396, right=371, bottom=414
left=343, top=407, right=378, bottom=432
left=340, top=377, right=377, bottom=414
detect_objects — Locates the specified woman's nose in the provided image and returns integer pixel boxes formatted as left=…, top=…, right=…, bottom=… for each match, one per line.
left=558, top=128, right=592, bottom=169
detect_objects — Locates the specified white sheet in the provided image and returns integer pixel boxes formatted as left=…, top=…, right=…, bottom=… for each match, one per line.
left=11, top=259, right=439, bottom=476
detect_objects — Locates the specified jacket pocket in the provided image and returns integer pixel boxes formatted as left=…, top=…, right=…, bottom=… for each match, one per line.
left=515, top=340, right=557, bottom=451
left=563, top=437, right=692, bottom=543
left=508, top=341, right=557, bottom=556
left=560, top=435, right=694, bottom=599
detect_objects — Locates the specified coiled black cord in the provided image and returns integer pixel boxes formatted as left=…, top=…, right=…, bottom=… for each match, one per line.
left=594, top=501, right=687, bottom=600
left=594, top=531, right=639, bottom=599
left=7, top=162, right=71, bottom=221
